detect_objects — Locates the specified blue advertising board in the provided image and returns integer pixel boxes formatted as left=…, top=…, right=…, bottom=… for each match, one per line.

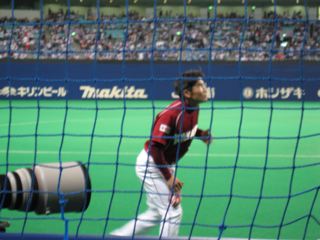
left=0, top=61, right=319, bottom=101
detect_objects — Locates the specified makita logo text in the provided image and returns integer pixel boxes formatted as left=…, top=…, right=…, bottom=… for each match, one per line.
left=80, top=85, right=148, bottom=99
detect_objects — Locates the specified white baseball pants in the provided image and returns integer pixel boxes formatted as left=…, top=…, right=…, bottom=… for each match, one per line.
left=110, top=149, right=182, bottom=237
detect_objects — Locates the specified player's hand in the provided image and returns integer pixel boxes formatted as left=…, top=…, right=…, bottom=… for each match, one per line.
left=171, top=192, right=182, bottom=208
left=167, top=175, right=184, bottom=193
left=201, top=129, right=212, bottom=145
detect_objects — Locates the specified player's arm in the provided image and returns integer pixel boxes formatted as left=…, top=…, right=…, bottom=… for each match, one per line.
left=149, top=140, right=183, bottom=208
left=150, top=142, right=183, bottom=207
left=196, top=128, right=212, bottom=145
left=149, top=108, right=184, bottom=193
left=149, top=141, right=184, bottom=193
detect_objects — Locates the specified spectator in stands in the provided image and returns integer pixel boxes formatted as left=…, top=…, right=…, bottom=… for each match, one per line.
left=0, top=10, right=319, bottom=61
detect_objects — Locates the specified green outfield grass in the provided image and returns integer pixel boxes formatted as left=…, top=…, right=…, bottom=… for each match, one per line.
left=0, top=100, right=319, bottom=239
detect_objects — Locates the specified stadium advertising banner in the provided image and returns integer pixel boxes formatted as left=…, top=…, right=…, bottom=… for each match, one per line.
left=0, top=61, right=319, bottom=101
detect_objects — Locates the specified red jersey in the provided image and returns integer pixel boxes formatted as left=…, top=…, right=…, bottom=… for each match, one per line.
left=144, top=100, right=204, bottom=180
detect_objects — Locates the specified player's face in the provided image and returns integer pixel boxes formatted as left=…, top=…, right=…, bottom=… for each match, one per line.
left=186, top=79, right=208, bottom=104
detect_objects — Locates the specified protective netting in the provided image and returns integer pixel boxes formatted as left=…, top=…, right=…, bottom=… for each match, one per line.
left=0, top=0, right=320, bottom=240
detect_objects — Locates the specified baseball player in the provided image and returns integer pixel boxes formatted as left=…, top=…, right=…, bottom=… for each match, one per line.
left=111, top=69, right=212, bottom=237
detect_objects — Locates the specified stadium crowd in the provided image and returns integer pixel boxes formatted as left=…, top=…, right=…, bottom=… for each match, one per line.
left=0, top=9, right=319, bottom=61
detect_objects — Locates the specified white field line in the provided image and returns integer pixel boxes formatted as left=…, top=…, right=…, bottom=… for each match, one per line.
left=0, top=119, right=94, bottom=127
left=0, top=150, right=319, bottom=160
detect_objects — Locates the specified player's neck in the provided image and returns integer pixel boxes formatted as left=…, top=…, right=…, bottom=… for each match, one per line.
left=183, top=98, right=199, bottom=108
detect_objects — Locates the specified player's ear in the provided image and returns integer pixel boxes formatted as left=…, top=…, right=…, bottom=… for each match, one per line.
left=183, top=89, right=191, bottom=99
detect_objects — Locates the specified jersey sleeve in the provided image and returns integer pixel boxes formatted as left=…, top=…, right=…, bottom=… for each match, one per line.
left=149, top=141, right=172, bottom=180
left=151, top=110, right=175, bottom=146
left=196, top=128, right=205, bottom=137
